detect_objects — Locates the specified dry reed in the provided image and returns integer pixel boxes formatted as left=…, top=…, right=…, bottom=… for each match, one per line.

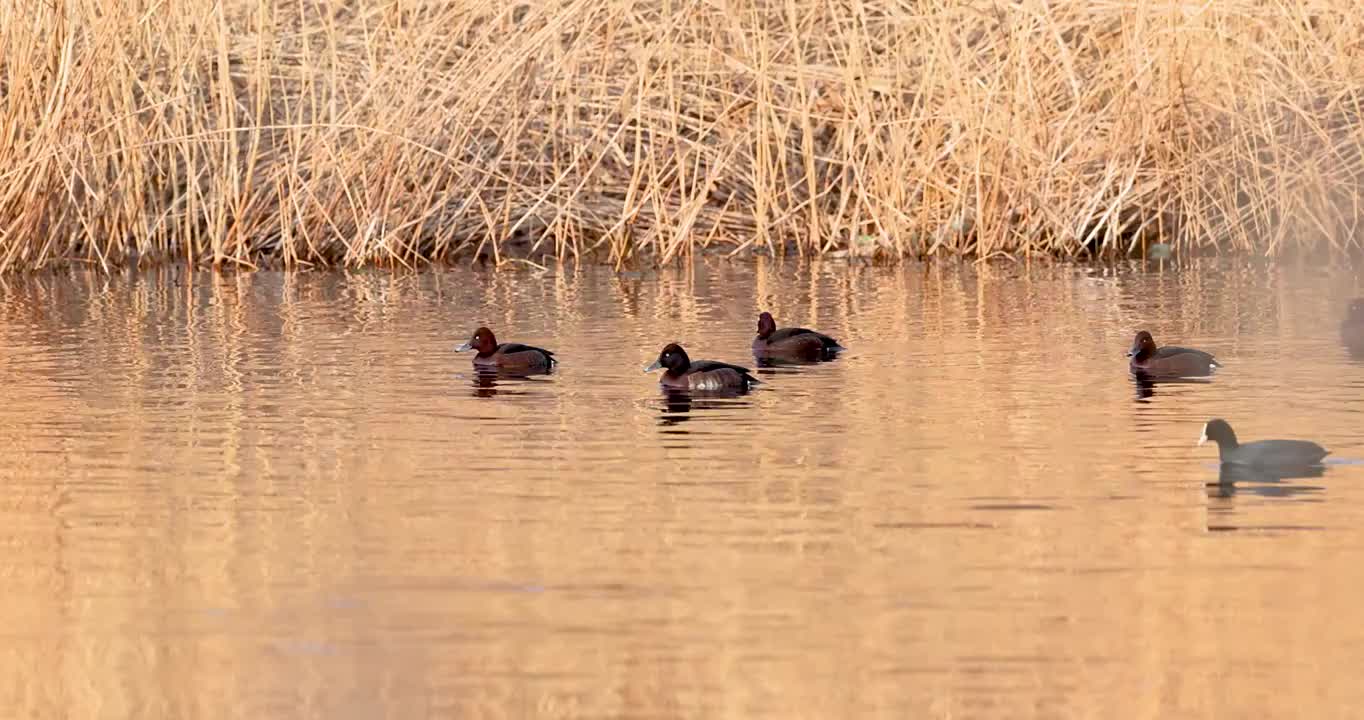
left=2, top=0, right=1363, bottom=271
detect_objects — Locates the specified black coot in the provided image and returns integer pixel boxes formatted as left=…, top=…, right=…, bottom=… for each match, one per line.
left=1199, top=418, right=1329, bottom=468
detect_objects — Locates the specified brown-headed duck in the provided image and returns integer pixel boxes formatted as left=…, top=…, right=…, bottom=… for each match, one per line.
left=1199, top=418, right=1329, bottom=468
left=1127, top=330, right=1218, bottom=377
left=752, top=311, right=843, bottom=362
left=456, top=326, right=556, bottom=371
left=644, top=343, right=758, bottom=391
left=1341, top=299, right=1364, bottom=356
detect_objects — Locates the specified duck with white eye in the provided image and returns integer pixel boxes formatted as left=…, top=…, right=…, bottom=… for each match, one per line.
left=1198, top=418, right=1329, bottom=468
left=644, top=343, right=759, bottom=392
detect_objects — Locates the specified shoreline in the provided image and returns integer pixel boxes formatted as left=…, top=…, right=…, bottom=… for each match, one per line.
left=4, top=247, right=1357, bottom=282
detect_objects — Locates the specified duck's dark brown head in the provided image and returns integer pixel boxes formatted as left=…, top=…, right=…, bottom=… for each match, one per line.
left=644, top=343, right=691, bottom=376
left=1127, top=330, right=1157, bottom=361
left=456, top=326, right=498, bottom=355
left=757, top=312, right=777, bottom=340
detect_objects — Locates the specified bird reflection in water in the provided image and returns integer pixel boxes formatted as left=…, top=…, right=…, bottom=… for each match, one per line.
left=469, top=368, right=553, bottom=398
left=1205, top=463, right=1327, bottom=531
left=1211, top=463, right=1325, bottom=531
left=1131, top=372, right=1213, bottom=401
left=656, top=388, right=753, bottom=432
left=752, top=353, right=841, bottom=370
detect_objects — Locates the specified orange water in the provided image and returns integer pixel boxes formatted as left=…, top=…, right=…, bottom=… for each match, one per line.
left=1, top=258, right=1362, bottom=718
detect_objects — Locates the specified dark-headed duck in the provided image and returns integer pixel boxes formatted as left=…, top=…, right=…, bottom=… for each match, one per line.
left=1341, top=299, right=1364, bottom=357
left=644, top=343, right=758, bottom=391
left=456, top=326, right=556, bottom=371
left=1199, top=418, right=1329, bottom=468
left=1127, top=330, right=1218, bottom=377
left=752, top=311, right=844, bottom=362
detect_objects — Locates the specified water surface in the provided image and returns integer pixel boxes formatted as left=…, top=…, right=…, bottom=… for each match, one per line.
left=2, top=258, right=1363, bottom=718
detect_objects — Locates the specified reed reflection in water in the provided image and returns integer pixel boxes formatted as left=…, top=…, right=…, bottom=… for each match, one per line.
left=1, top=258, right=1363, bottom=718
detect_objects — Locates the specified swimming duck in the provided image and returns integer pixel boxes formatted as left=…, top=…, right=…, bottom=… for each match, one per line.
left=1340, top=299, right=1364, bottom=357
left=645, top=343, right=759, bottom=391
left=456, top=326, right=556, bottom=371
left=1127, top=330, right=1218, bottom=377
left=752, top=311, right=843, bottom=363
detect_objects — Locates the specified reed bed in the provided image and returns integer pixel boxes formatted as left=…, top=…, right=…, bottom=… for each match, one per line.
left=2, top=0, right=1363, bottom=271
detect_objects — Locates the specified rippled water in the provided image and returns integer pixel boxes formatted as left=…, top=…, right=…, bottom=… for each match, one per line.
left=2, top=258, right=1363, bottom=718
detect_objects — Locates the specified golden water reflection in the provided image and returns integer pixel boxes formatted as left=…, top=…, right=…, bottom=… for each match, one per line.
left=1, top=259, right=1363, bottom=718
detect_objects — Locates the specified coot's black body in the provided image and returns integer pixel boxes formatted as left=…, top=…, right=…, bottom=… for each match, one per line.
left=1199, top=418, right=1329, bottom=468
